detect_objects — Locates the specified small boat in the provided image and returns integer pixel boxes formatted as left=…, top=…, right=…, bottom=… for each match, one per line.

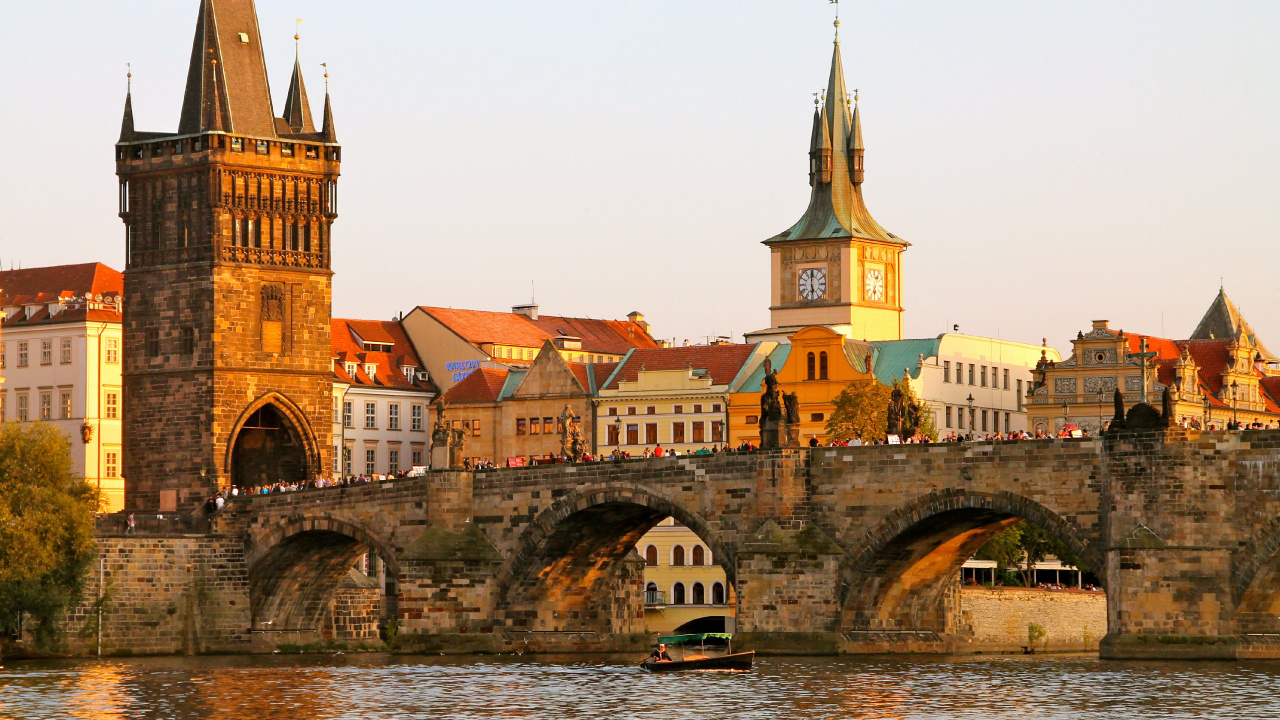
left=640, top=632, right=754, bottom=673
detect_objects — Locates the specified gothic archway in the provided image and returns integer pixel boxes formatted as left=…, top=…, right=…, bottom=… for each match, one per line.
left=226, top=392, right=320, bottom=488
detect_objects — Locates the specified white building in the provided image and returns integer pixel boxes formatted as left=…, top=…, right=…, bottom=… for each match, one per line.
left=871, top=334, right=1063, bottom=437
left=332, top=319, right=437, bottom=478
left=0, top=264, right=125, bottom=510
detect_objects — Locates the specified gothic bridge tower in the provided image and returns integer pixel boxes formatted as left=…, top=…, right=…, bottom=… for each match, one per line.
left=116, top=0, right=340, bottom=510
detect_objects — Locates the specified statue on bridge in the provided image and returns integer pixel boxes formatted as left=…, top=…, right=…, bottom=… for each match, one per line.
left=559, top=405, right=586, bottom=463
left=758, top=360, right=800, bottom=450
left=431, top=399, right=468, bottom=470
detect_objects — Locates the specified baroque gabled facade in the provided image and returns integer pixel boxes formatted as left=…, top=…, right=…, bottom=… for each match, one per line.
left=749, top=21, right=908, bottom=343
left=116, top=0, right=340, bottom=510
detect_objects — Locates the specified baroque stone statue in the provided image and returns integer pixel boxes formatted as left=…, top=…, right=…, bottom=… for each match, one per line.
left=559, top=405, right=585, bottom=463
left=887, top=385, right=905, bottom=437
left=759, top=359, right=783, bottom=449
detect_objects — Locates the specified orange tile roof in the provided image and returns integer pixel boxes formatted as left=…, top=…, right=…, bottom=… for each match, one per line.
left=416, top=306, right=659, bottom=355
left=0, top=263, right=123, bottom=327
left=441, top=367, right=510, bottom=405
left=1127, top=334, right=1240, bottom=397
left=332, top=318, right=436, bottom=393
left=600, top=344, right=758, bottom=390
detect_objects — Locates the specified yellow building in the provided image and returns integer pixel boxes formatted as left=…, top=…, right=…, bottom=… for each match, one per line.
left=748, top=33, right=906, bottom=344
left=729, top=326, right=876, bottom=446
left=594, top=344, right=770, bottom=455
left=636, top=518, right=736, bottom=634
left=1028, top=290, right=1280, bottom=434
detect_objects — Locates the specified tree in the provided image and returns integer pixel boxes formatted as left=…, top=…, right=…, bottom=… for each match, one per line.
left=825, top=379, right=893, bottom=443
left=894, top=375, right=937, bottom=442
left=975, top=520, right=1088, bottom=588
left=0, top=423, right=100, bottom=648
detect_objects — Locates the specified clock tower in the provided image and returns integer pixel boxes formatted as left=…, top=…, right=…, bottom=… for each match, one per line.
left=749, top=21, right=907, bottom=343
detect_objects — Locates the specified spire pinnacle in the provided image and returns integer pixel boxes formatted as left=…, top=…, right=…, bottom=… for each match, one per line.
left=282, top=33, right=316, bottom=134
left=831, top=0, right=841, bottom=44
left=119, top=64, right=135, bottom=142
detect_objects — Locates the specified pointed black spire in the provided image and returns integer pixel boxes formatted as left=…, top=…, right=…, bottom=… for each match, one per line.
left=319, top=66, right=337, bottom=143
left=281, top=49, right=315, bottom=133
left=119, top=88, right=135, bottom=143
left=178, top=0, right=277, bottom=137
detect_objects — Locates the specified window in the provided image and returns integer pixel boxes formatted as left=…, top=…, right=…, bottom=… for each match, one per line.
left=981, top=410, right=988, bottom=432
left=0, top=392, right=5, bottom=420
left=673, top=582, right=686, bottom=605
left=388, top=449, right=400, bottom=474
left=810, top=413, right=824, bottom=422
left=692, top=545, right=705, bottom=566
left=607, top=423, right=620, bottom=445
left=745, top=415, right=759, bottom=424
left=673, top=405, right=684, bottom=414
left=105, top=338, right=119, bottom=363
left=411, top=404, right=423, bottom=431
left=627, top=407, right=636, bottom=415
left=1003, top=369, right=1010, bottom=390
left=0, top=343, right=5, bottom=369
left=255, top=139, right=269, bottom=155
left=645, top=423, right=658, bottom=444
left=230, top=137, right=244, bottom=152
left=693, top=404, right=703, bottom=414
left=17, top=341, right=28, bottom=367
left=365, top=449, right=376, bottom=476
left=819, top=351, right=829, bottom=380
left=943, top=361, right=951, bottom=383
left=807, top=352, right=816, bottom=380
left=692, top=582, right=705, bottom=605
left=281, top=142, right=294, bottom=158
left=517, top=419, right=527, bottom=435
left=692, top=421, right=705, bottom=443
left=969, top=408, right=975, bottom=431
left=388, top=403, right=401, bottom=430
left=145, top=331, right=160, bottom=358
left=365, top=402, right=377, bottom=429
left=41, top=339, right=53, bottom=365
left=60, top=392, right=72, bottom=420
left=60, top=338, right=72, bottom=364
left=1017, top=380, right=1023, bottom=411
left=645, top=546, right=658, bottom=567
left=672, top=422, right=685, bottom=443
left=1005, top=412, right=1011, bottom=433
left=343, top=401, right=354, bottom=428
left=181, top=327, right=195, bottom=356
left=607, top=407, right=618, bottom=416
left=40, top=392, right=52, bottom=421
left=344, top=447, right=353, bottom=475
left=672, top=546, right=685, bottom=566
left=17, top=395, right=28, bottom=422
left=968, top=364, right=975, bottom=385
left=626, top=424, right=639, bottom=445
left=981, top=366, right=987, bottom=387
left=334, top=451, right=341, bottom=473
left=105, top=452, right=119, bottom=478
left=712, top=582, right=725, bottom=605
left=545, top=417, right=555, bottom=434
left=712, top=421, right=724, bottom=442
left=946, top=406, right=953, bottom=428
left=712, top=403, right=722, bottom=413
left=471, top=419, right=481, bottom=438
left=530, top=417, right=541, bottom=435
left=412, top=450, right=423, bottom=467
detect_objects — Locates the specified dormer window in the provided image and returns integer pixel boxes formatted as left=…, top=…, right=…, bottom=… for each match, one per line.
left=402, top=366, right=415, bottom=381
left=344, top=362, right=357, bottom=376
left=364, top=363, right=377, bottom=378
left=361, top=341, right=393, bottom=353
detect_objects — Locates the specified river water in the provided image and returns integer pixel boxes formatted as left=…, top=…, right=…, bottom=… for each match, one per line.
left=2, top=653, right=1280, bottom=720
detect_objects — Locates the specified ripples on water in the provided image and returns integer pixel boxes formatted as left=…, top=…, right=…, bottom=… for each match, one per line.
left=3, top=653, right=1280, bottom=720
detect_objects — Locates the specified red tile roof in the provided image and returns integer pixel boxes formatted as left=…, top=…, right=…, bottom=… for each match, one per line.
left=440, top=367, right=510, bottom=405
left=332, top=318, right=436, bottom=393
left=0, top=263, right=122, bottom=327
left=416, top=306, right=660, bottom=355
left=600, top=344, right=758, bottom=390
left=1127, top=334, right=1247, bottom=397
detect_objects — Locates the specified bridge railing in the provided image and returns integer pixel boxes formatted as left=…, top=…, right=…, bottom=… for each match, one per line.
left=95, top=512, right=212, bottom=536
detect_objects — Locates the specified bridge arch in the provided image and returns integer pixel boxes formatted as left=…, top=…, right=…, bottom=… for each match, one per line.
left=496, top=482, right=730, bottom=634
left=1231, top=515, right=1280, bottom=634
left=839, top=489, right=1103, bottom=633
left=246, top=514, right=399, bottom=635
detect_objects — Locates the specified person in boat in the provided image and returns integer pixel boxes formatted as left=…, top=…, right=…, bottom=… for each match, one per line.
left=647, top=643, right=672, bottom=662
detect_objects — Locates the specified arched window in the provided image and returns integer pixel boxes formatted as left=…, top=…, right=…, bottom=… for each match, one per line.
left=672, top=545, right=685, bottom=567
left=692, top=582, right=705, bottom=605
left=712, top=582, right=725, bottom=605
left=691, top=545, right=705, bottom=566
left=807, top=352, right=816, bottom=380
left=645, top=545, right=658, bottom=567
left=819, top=351, right=829, bottom=380
left=646, top=582, right=658, bottom=592
left=673, top=582, right=686, bottom=605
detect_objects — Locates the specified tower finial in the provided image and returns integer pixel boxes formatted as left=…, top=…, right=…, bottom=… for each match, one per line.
left=295, top=18, right=302, bottom=51
left=322, top=62, right=329, bottom=93
left=831, top=0, right=840, bottom=44
left=127, top=62, right=131, bottom=93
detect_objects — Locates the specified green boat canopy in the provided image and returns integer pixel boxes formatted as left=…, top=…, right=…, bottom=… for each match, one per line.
left=656, top=633, right=733, bottom=645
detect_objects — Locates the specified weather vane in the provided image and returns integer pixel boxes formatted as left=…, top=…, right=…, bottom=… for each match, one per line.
left=831, top=0, right=840, bottom=43
left=295, top=18, right=302, bottom=48
left=322, top=62, right=329, bottom=92
left=126, top=62, right=131, bottom=92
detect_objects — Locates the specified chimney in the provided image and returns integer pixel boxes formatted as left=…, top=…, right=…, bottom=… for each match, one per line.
left=1091, top=320, right=1110, bottom=332
left=512, top=303, right=539, bottom=321
left=627, top=311, right=650, bottom=334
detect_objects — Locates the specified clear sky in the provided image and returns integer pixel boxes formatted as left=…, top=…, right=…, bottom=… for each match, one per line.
left=2, top=1, right=1278, bottom=353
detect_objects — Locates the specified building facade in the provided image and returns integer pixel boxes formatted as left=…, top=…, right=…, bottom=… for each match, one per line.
left=1027, top=291, right=1280, bottom=434
left=0, top=264, right=125, bottom=510
left=116, top=0, right=340, bottom=510
left=748, top=28, right=906, bottom=344
left=332, top=319, right=436, bottom=480
left=636, top=518, right=736, bottom=634
left=872, top=334, right=1061, bottom=437
left=595, top=344, right=767, bottom=456
left=402, top=304, right=659, bottom=394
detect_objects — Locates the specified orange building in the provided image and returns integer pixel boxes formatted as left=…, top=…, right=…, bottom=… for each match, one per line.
left=728, top=326, right=876, bottom=447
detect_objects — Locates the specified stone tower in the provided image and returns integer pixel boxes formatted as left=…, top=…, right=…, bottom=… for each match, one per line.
left=116, top=0, right=339, bottom=511
left=751, top=19, right=907, bottom=343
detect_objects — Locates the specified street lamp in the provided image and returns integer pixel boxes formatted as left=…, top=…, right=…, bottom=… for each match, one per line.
left=1096, top=388, right=1105, bottom=435
left=1231, top=380, right=1239, bottom=429
left=614, top=415, right=623, bottom=458
left=1061, top=400, right=1071, bottom=434
left=966, top=394, right=974, bottom=436
left=1203, top=394, right=1212, bottom=430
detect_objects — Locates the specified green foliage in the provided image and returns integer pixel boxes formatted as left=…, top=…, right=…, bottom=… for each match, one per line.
left=975, top=520, right=1089, bottom=588
left=975, top=524, right=1024, bottom=571
left=0, top=423, right=100, bottom=647
left=894, top=376, right=937, bottom=442
left=825, top=379, right=893, bottom=443
left=381, top=617, right=399, bottom=644
left=1028, top=622, right=1046, bottom=647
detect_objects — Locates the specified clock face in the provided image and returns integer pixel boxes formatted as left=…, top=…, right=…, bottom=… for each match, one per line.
left=798, top=268, right=827, bottom=301
left=865, top=268, right=885, bottom=302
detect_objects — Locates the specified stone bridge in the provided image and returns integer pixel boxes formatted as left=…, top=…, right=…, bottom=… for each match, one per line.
left=83, top=429, right=1280, bottom=659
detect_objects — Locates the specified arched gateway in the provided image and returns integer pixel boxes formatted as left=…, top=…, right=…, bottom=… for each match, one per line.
left=225, top=393, right=322, bottom=488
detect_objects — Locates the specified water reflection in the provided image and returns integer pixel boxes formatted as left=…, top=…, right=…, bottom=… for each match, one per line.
left=4, top=653, right=1280, bottom=720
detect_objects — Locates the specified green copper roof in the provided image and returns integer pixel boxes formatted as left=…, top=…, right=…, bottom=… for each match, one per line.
left=736, top=344, right=792, bottom=393
left=869, top=338, right=942, bottom=385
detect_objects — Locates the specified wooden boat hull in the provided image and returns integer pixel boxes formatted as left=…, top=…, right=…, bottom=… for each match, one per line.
left=641, top=651, right=754, bottom=673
